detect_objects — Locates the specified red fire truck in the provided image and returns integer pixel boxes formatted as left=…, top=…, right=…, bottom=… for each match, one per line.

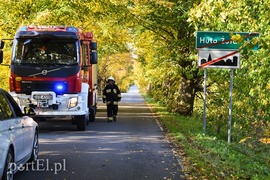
left=0, top=25, right=98, bottom=131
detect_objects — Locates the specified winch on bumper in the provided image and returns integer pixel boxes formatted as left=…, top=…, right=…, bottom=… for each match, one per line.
left=11, top=91, right=89, bottom=131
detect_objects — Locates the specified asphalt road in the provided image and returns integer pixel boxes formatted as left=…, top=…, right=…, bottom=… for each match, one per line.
left=14, top=86, right=185, bottom=180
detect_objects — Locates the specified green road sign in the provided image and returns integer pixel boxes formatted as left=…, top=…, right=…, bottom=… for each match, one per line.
left=196, top=31, right=259, bottom=50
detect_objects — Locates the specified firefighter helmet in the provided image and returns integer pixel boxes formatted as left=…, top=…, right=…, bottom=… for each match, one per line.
left=108, top=76, right=115, bottom=81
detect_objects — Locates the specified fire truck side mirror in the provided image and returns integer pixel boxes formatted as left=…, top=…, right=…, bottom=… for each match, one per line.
left=0, top=40, right=4, bottom=49
left=90, top=51, right=97, bottom=64
left=0, top=51, right=3, bottom=64
left=0, top=40, right=4, bottom=63
left=89, top=42, right=97, bottom=64
left=90, top=42, right=97, bottom=50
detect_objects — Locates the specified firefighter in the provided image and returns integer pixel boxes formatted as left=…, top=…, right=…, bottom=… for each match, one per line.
left=102, top=76, right=122, bottom=122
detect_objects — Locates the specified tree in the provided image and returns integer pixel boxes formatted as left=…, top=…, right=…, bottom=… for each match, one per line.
left=188, top=0, right=270, bottom=140
left=0, top=0, right=135, bottom=92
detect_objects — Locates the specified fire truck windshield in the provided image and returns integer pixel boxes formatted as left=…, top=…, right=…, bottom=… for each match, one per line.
left=12, top=39, right=78, bottom=65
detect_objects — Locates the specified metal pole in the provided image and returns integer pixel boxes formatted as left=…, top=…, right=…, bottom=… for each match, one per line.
left=228, top=69, right=234, bottom=143
left=203, top=68, right=207, bottom=135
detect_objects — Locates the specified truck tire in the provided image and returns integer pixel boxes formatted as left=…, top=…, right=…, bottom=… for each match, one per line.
left=89, top=107, right=96, bottom=122
left=76, top=115, right=86, bottom=131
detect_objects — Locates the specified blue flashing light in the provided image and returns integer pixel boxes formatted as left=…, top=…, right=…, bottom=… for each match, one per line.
left=18, top=26, right=28, bottom=31
left=54, top=82, right=67, bottom=94
left=56, top=84, right=64, bottom=90
left=66, top=26, right=78, bottom=32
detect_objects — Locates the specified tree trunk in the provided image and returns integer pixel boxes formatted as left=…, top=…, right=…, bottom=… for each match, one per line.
left=174, top=77, right=196, bottom=116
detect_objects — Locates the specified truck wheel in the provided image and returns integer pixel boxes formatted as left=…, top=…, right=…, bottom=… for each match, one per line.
left=89, top=107, right=96, bottom=122
left=76, top=115, right=86, bottom=131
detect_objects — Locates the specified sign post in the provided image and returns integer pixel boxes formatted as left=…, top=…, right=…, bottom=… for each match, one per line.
left=228, top=69, right=234, bottom=143
left=196, top=31, right=259, bottom=142
left=203, top=68, right=207, bottom=135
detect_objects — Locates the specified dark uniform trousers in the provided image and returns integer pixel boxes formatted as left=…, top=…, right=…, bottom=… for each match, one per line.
left=106, top=101, right=118, bottom=121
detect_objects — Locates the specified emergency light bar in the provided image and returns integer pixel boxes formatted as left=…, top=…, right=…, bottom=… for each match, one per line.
left=18, top=25, right=78, bottom=32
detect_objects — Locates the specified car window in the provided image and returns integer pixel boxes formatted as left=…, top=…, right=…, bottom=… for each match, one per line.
left=0, top=104, right=6, bottom=120
left=3, top=91, right=23, bottom=117
left=0, top=92, right=14, bottom=120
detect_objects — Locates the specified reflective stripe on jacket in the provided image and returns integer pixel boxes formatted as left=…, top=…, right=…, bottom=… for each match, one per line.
left=102, top=84, right=121, bottom=105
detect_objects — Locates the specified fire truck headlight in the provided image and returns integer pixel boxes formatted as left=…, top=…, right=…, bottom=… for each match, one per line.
left=68, top=97, right=78, bottom=108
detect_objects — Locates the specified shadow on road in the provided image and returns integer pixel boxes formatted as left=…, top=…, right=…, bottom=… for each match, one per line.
left=15, top=86, right=185, bottom=180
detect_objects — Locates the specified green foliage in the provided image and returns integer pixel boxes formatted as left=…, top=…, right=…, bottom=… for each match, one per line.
left=0, top=66, right=9, bottom=91
left=1, top=0, right=270, bottom=178
left=98, top=53, right=134, bottom=93
left=0, top=48, right=11, bottom=90
left=0, top=0, right=135, bottom=92
left=188, top=0, right=270, bottom=144
left=146, top=96, right=270, bottom=179
left=129, top=0, right=202, bottom=115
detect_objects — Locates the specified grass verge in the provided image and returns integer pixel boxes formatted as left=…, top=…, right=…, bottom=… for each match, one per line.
left=144, top=96, right=270, bottom=180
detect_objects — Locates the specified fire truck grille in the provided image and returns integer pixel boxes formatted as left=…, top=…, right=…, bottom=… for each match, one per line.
left=20, top=81, right=68, bottom=95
